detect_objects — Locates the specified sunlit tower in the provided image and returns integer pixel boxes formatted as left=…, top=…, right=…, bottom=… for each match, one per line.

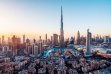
left=2, top=35, right=5, bottom=45
left=45, top=34, right=47, bottom=44
left=60, top=6, right=64, bottom=47
left=86, top=29, right=92, bottom=56
left=38, top=36, right=42, bottom=54
left=23, top=34, right=25, bottom=44
left=53, top=34, right=59, bottom=46
left=76, top=31, right=80, bottom=45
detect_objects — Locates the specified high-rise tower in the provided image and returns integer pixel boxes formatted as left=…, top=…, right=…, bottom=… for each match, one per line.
left=86, top=29, right=92, bottom=56
left=23, top=34, right=25, bottom=44
left=60, top=6, right=64, bottom=47
left=45, top=34, right=47, bottom=44
left=76, top=31, right=80, bottom=44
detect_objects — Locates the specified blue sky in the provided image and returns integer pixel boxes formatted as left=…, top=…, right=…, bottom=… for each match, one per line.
left=0, top=0, right=111, bottom=38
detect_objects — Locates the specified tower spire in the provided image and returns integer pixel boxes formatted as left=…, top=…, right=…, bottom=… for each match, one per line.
left=60, top=6, right=64, bottom=47
left=61, top=6, right=63, bottom=27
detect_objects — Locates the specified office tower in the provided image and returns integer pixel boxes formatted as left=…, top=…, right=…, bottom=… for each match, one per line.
left=89, top=32, right=92, bottom=44
left=38, top=36, right=42, bottom=54
left=53, top=34, right=59, bottom=46
left=73, top=36, right=75, bottom=44
left=32, top=39, right=37, bottom=56
left=34, top=45, right=38, bottom=56
left=8, top=37, right=13, bottom=51
left=104, top=36, right=110, bottom=43
left=2, top=35, right=5, bottom=45
left=76, top=31, right=80, bottom=45
left=27, top=45, right=32, bottom=54
left=12, top=35, right=17, bottom=56
left=39, top=36, right=42, bottom=41
left=38, top=42, right=42, bottom=55
left=86, top=29, right=92, bottom=56
left=32, top=43, right=34, bottom=55
left=60, top=6, right=64, bottom=47
left=23, top=35, right=25, bottom=44
left=69, top=37, right=74, bottom=44
left=51, top=36, right=53, bottom=45
left=45, top=34, right=47, bottom=44
left=0, top=38, right=1, bottom=44
left=26, top=38, right=30, bottom=54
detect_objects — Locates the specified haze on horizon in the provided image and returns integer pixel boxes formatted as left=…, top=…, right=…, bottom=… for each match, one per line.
left=0, top=0, right=111, bottom=38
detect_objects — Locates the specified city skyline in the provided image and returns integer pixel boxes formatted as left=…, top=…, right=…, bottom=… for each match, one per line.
left=0, top=0, right=111, bottom=74
left=0, top=0, right=111, bottom=38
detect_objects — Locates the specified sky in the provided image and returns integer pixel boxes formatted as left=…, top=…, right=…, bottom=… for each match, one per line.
left=0, top=0, right=111, bottom=39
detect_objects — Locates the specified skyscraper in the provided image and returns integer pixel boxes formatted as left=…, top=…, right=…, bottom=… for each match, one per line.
left=0, top=38, right=1, bottom=44
left=12, top=35, right=17, bottom=56
left=26, top=38, right=30, bottom=54
left=2, top=35, right=5, bottom=45
left=76, top=31, right=80, bottom=45
left=45, top=34, right=47, bottom=44
left=23, top=35, right=25, bottom=44
left=104, top=36, right=110, bottom=43
left=86, top=29, right=92, bottom=56
left=53, top=34, right=59, bottom=46
left=60, top=6, right=64, bottom=47
left=38, top=36, right=42, bottom=54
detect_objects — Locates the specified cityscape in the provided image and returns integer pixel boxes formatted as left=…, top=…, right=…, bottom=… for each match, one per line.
left=0, top=0, right=111, bottom=74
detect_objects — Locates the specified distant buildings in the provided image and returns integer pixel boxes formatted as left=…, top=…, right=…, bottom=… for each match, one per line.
left=0, top=6, right=111, bottom=74
left=11, top=35, right=21, bottom=56
left=75, top=31, right=86, bottom=45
